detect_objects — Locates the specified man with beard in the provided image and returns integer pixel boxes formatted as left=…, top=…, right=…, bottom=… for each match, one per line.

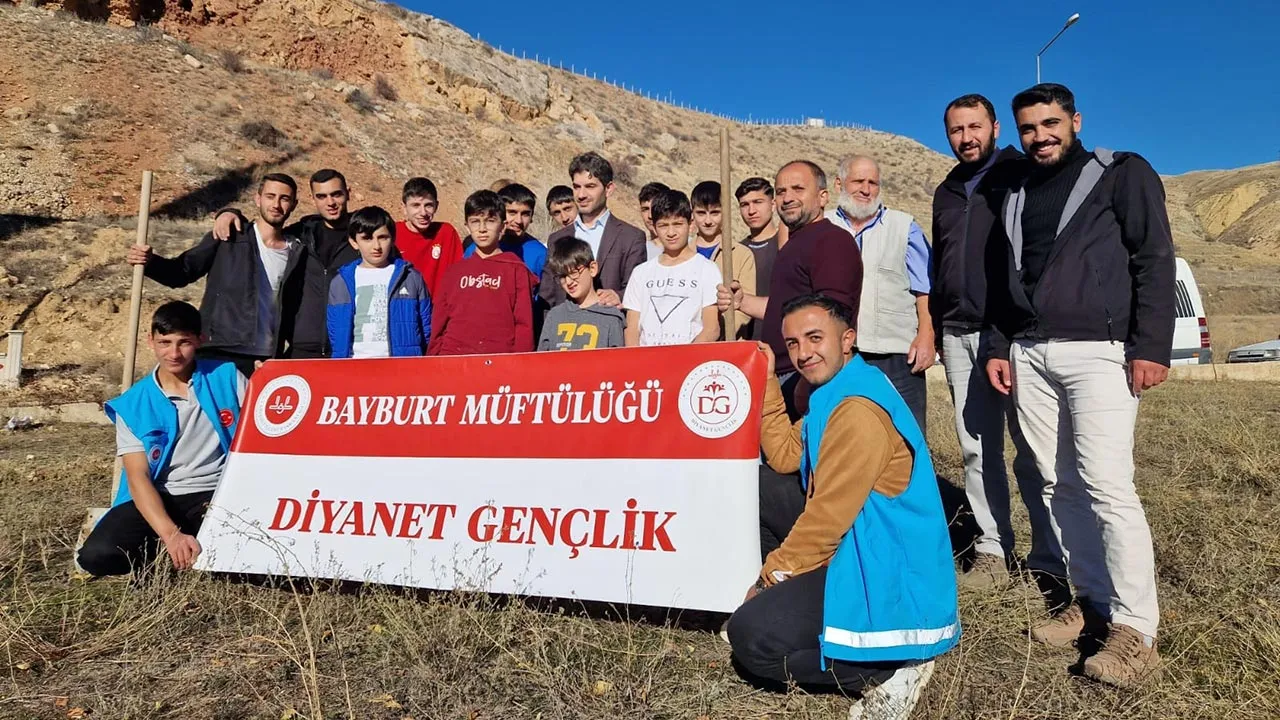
left=212, top=169, right=359, bottom=358
left=984, top=83, right=1174, bottom=688
left=128, top=174, right=304, bottom=376
left=719, top=161, right=864, bottom=418
left=825, top=156, right=932, bottom=433
left=933, top=94, right=1066, bottom=594
left=540, top=152, right=647, bottom=311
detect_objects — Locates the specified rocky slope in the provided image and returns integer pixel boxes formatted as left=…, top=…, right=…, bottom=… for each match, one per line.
left=1, top=0, right=1278, bottom=404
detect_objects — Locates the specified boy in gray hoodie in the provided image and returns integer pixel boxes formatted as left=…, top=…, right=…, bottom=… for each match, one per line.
left=538, top=238, right=626, bottom=351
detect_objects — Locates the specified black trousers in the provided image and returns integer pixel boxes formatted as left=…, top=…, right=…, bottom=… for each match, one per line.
left=862, top=352, right=927, bottom=435
left=727, top=565, right=903, bottom=692
left=197, top=347, right=265, bottom=377
left=760, top=464, right=807, bottom=561
left=77, top=491, right=214, bottom=576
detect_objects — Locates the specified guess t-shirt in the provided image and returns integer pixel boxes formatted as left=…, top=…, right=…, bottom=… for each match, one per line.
left=622, top=253, right=722, bottom=346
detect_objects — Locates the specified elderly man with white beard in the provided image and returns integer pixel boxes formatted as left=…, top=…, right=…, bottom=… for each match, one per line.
left=826, top=155, right=934, bottom=433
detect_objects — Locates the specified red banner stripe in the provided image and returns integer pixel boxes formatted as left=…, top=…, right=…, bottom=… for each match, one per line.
left=235, top=342, right=767, bottom=460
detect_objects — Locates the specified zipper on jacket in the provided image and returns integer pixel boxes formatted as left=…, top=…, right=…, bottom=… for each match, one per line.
left=1094, top=267, right=1114, bottom=342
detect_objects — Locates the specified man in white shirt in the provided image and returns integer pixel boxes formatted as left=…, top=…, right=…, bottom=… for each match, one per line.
left=826, top=155, right=934, bottom=433
left=540, top=152, right=648, bottom=313
left=127, top=173, right=305, bottom=376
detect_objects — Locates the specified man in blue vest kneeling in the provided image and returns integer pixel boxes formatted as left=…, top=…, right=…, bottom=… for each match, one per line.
left=726, top=294, right=959, bottom=720
left=78, top=301, right=247, bottom=576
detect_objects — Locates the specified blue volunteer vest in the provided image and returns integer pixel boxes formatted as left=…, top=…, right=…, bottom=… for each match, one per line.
left=102, top=360, right=243, bottom=507
left=801, top=354, right=961, bottom=664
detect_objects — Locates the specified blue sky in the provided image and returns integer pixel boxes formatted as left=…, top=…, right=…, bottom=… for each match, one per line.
left=417, top=1, right=1278, bottom=175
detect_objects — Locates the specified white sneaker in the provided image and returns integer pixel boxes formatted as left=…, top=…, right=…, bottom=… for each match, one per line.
left=847, top=660, right=935, bottom=720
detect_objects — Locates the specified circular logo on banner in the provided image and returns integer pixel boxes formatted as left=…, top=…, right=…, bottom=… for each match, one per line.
left=678, top=361, right=752, bottom=439
left=218, top=409, right=234, bottom=428
left=254, top=374, right=312, bottom=438
left=149, top=446, right=162, bottom=462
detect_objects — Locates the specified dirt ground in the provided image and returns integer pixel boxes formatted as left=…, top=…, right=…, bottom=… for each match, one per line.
left=2, top=380, right=1278, bottom=720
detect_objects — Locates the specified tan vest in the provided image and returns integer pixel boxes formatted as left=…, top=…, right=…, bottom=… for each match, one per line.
left=826, top=207, right=919, bottom=355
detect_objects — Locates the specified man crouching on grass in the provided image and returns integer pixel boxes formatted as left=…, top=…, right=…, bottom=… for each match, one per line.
left=77, top=301, right=247, bottom=576
left=726, top=294, right=958, bottom=720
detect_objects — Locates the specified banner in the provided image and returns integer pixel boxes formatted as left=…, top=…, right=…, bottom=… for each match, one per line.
left=196, top=342, right=767, bottom=612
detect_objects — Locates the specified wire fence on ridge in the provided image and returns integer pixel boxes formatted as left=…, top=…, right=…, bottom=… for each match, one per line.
left=472, top=33, right=877, bottom=132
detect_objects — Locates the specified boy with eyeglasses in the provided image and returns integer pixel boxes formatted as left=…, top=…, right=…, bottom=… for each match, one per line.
left=537, top=237, right=625, bottom=351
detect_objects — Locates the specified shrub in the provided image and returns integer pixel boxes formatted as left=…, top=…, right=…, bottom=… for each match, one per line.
left=238, top=120, right=287, bottom=148
left=133, top=23, right=162, bottom=43
left=614, top=155, right=640, bottom=187
left=312, top=67, right=334, bottom=81
left=217, top=48, right=246, bottom=73
left=346, top=88, right=377, bottom=114
left=373, top=74, right=398, bottom=102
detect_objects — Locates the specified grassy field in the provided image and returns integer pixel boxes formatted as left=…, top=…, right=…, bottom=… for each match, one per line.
left=2, top=380, right=1279, bottom=720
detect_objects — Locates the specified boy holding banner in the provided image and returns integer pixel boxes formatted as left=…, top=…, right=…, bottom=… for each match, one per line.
left=77, top=302, right=246, bottom=576
left=726, top=295, right=958, bottom=719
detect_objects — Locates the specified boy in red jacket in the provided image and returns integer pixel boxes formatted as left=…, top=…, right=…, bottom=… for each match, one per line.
left=395, top=177, right=462, bottom=298
left=427, top=190, right=536, bottom=355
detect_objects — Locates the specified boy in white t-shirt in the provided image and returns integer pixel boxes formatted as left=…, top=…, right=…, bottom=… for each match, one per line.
left=623, top=189, right=722, bottom=346
left=326, top=206, right=433, bottom=358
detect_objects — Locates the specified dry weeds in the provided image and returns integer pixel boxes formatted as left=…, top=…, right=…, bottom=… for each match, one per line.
left=2, top=382, right=1278, bottom=719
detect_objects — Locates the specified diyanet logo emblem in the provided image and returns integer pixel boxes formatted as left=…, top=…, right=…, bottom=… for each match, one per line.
left=254, top=374, right=312, bottom=438
left=678, top=361, right=751, bottom=439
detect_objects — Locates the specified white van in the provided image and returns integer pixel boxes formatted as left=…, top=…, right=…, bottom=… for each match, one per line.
left=1171, top=257, right=1212, bottom=365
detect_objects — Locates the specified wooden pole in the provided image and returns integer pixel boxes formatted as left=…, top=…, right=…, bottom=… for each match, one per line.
left=112, top=170, right=152, bottom=504
left=718, top=128, right=737, bottom=340
left=122, top=171, right=152, bottom=393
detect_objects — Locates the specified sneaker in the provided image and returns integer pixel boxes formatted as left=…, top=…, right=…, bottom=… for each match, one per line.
left=848, top=660, right=935, bottom=720
left=957, top=552, right=1010, bottom=591
left=1082, top=623, right=1161, bottom=688
left=1029, top=603, right=1085, bottom=648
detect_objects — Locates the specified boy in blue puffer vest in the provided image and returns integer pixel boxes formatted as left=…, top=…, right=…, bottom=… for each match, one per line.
left=78, top=301, right=248, bottom=576
left=327, top=206, right=432, bottom=358
left=726, top=294, right=959, bottom=720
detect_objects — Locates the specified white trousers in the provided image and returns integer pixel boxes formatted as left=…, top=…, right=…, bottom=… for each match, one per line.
left=1011, top=339, right=1159, bottom=637
left=942, top=330, right=1064, bottom=576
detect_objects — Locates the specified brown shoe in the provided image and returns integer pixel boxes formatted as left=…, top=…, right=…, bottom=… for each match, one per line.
left=957, top=552, right=1010, bottom=591
left=1030, top=603, right=1085, bottom=647
left=1083, top=623, right=1161, bottom=688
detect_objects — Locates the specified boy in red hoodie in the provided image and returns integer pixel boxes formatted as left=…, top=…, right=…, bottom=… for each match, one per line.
left=427, top=190, right=536, bottom=355
left=395, top=177, right=462, bottom=297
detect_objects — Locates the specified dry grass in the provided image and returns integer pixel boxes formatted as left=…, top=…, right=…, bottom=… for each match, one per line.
left=2, top=381, right=1279, bottom=719
left=216, top=48, right=246, bottom=74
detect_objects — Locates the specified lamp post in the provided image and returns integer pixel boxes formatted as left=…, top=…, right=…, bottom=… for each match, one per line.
left=1036, top=12, right=1081, bottom=83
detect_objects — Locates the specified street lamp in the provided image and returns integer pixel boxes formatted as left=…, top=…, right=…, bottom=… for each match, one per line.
left=1036, top=12, right=1081, bottom=83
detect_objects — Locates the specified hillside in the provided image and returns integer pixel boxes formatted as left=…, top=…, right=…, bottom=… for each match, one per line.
left=1, top=0, right=1279, bottom=398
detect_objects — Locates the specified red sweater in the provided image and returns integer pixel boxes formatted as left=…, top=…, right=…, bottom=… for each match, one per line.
left=427, top=252, right=536, bottom=356
left=395, top=221, right=462, bottom=298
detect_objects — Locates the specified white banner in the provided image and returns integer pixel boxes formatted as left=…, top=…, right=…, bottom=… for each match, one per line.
left=196, top=343, right=767, bottom=612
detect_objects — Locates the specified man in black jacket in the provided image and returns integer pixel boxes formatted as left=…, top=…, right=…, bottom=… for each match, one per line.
left=128, top=173, right=304, bottom=376
left=213, top=169, right=358, bottom=358
left=984, top=83, right=1173, bottom=688
left=932, top=95, right=1065, bottom=594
